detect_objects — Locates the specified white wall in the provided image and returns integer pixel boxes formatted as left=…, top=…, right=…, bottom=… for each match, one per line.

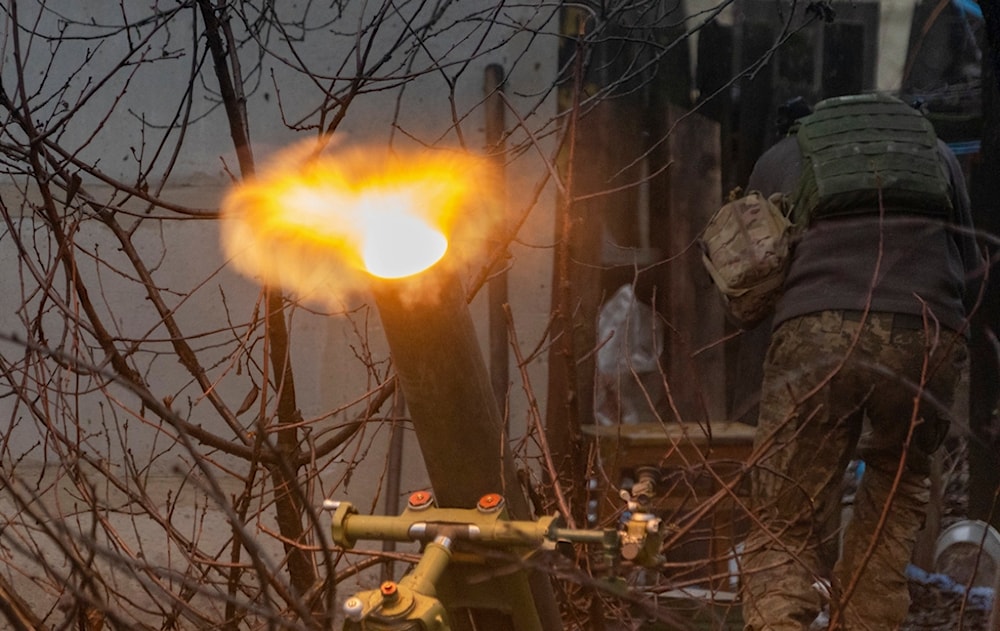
left=0, top=2, right=561, bottom=491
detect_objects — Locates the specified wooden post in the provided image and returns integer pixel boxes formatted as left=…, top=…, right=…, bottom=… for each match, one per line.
left=656, top=105, right=726, bottom=424
left=484, top=64, right=510, bottom=416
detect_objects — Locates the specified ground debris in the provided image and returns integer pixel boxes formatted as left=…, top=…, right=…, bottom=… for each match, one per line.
left=902, top=565, right=994, bottom=629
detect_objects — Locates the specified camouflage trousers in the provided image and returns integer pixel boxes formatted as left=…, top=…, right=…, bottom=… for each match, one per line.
left=740, top=310, right=968, bottom=631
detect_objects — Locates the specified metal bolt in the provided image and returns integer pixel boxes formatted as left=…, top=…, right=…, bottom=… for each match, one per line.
left=477, top=493, right=505, bottom=512
left=343, top=597, right=364, bottom=621
left=408, top=490, right=433, bottom=510
left=380, top=581, right=399, bottom=602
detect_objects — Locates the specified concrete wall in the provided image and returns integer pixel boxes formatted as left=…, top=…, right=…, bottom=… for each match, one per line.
left=0, top=3, right=561, bottom=490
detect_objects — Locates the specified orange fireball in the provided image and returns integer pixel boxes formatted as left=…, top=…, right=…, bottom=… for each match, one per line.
left=220, top=140, right=498, bottom=304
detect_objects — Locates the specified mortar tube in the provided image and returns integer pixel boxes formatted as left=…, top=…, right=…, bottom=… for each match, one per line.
left=371, top=266, right=562, bottom=630
left=371, top=266, right=526, bottom=514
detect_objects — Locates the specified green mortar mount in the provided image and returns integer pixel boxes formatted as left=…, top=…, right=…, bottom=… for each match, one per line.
left=327, top=490, right=665, bottom=630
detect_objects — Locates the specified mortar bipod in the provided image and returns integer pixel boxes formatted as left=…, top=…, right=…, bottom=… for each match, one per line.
left=324, top=490, right=665, bottom=630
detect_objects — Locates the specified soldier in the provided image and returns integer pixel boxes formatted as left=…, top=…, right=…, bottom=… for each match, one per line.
left=739, top=94, right=982, bottom=630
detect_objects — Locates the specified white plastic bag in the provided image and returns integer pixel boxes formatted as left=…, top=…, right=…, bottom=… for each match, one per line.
left=594, top=285, right=665, bottom=425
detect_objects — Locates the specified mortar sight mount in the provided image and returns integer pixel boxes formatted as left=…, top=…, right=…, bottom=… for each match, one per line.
left=325, top=489, right=664, bottom=631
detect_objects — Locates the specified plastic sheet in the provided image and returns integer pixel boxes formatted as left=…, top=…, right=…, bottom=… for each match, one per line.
left=594, top=284, right=665, bottom=425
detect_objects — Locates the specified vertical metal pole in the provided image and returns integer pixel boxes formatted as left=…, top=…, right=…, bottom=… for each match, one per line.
left=484, top=64, right=510, bottom=417
left=380, top=390, right=406, bottom=582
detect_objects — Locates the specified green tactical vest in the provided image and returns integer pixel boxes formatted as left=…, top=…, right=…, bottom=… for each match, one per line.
left=790, top=94, right=953, bottom=226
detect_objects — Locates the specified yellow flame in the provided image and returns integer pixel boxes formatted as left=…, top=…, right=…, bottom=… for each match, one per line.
left=220, top=140, right=498, bottom=304
left=358, top=202, right=448, bottom=278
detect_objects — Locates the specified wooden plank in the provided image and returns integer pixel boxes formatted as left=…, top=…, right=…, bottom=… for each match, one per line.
left=660, top=106, right=726, bottom=424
